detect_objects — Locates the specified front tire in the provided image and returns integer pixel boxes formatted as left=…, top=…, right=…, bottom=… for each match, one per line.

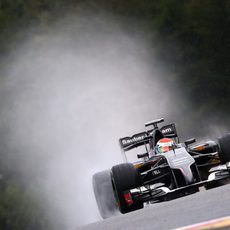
left=111, top=163, right=143, bottom=214
left=205, top=133, right=230, bottom=190
left=218, top=133, right=230, bottom=163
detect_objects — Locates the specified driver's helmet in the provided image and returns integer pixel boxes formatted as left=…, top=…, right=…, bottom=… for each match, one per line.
left=155, top=138, right=174, bottom=154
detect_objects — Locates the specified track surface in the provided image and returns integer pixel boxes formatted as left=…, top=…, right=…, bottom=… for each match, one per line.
left=78, top=184, right=230, bottom=230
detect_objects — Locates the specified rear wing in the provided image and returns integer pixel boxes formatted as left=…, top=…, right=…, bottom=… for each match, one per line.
left=119, top=123, right=178, bottom=152
left=119, top=131, right=151, bottom=152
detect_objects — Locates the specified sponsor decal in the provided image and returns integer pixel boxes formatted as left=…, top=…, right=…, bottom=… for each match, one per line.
left=162, top=127, right=173, bottom=134
left=120, top=132, right=148, bottom=147
left=152, top=169, right=161, bottom=175
left=161, top=124, right=177, bottom=136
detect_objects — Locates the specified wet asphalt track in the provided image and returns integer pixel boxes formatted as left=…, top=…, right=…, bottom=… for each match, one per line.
left=78, top=184, right=230, bottom=230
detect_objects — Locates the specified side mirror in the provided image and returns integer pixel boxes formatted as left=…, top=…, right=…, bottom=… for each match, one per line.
left=137, top=152, right=149, bottom=159
left=185, top=138, right=196, bottom=147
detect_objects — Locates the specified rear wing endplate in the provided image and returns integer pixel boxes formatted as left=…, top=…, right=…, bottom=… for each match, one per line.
left=161, top=123, right=178, bottom=138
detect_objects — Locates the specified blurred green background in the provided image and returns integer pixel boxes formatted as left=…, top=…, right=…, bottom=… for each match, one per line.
left=1, top=0, right=229, bottom=115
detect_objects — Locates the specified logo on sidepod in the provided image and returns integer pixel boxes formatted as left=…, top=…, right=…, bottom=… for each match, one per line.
left=152, top=170, right=161, bottom=175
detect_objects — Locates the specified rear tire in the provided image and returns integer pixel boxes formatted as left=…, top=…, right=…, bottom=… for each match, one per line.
left=111, top=163, right=143, bottom=214
left=218, top=133, right=230, bottom=163
left=92, top=170, right=118, bottom=219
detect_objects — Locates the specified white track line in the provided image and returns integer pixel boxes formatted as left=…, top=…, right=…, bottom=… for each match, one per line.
left=174, top=216, right=230, bottom=230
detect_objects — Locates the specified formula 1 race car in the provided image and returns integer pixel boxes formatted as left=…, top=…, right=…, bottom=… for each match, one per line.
left=93, top=118, right=230, bottom=218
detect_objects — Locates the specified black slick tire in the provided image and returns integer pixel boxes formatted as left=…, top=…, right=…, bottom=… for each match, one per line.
left=218, top=133, right=230, bottom=163
left=111, top=163, right=143, bottom=214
